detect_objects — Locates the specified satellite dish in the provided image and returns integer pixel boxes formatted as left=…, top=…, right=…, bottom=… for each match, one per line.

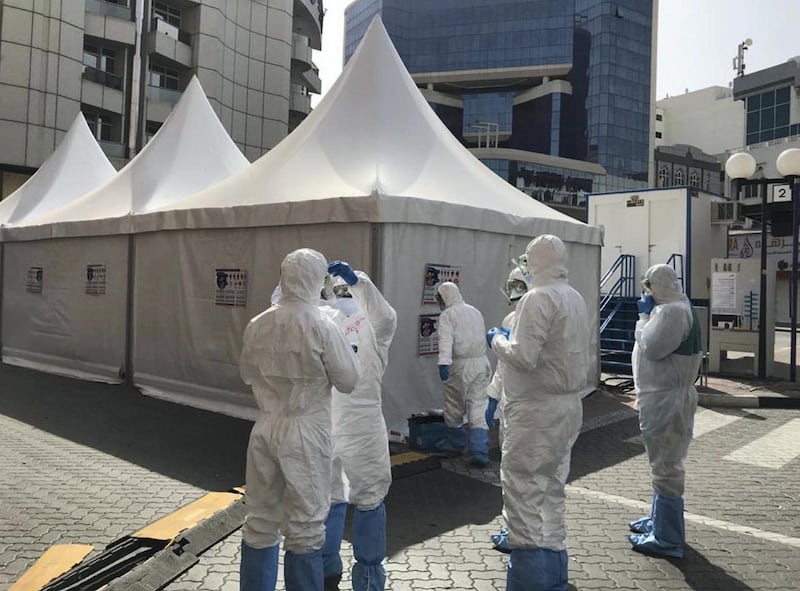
left=744, top=38, right=753, bottom=47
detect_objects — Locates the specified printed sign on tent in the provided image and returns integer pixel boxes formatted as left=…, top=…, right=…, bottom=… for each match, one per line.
left=85, top=264, right=107, bottom=296
left=421, top=263, right=462, bottom=305
left=215, top=268, right=248, bottom=307
left=26, top=267, right=43, bottom=294
left=418, top=314, right=440, bottom=356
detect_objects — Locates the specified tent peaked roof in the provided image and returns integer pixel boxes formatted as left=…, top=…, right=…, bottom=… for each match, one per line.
left=0, top=114, right=116, bottom=226
left=155, top=18, right=599, bottom=244
left=13, top=76, right=249, bottom=236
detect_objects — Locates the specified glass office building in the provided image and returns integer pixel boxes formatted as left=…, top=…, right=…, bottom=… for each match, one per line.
left=345, top=0, right=656, bottom=216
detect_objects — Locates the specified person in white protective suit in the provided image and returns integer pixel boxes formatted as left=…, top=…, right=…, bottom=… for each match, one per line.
left=486, top=235, right=591, bottom=591
left=627, top=264, right=701, bottom=559
left=485, top=266, right=532, bottom=554
left=319, top=261, right=397, bottom=591
left=239, top=248, right=360, bottom=591
left=434, top=281, right=492, bottom=466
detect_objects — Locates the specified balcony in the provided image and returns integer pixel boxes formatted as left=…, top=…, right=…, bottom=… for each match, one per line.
left=293, top=0, right=322, bottom=50
left=85, top=0, right=132, bottom=20
left=82, top=66, right=123, bottom=91
left=145, top=18, right=192, bottom=67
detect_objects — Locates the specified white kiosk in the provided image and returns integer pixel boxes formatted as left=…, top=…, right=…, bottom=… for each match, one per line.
left=708, top=257, right=775, bottom=376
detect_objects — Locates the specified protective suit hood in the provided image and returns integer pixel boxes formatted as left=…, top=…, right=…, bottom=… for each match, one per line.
left=525, top=235, right=568, bottom=285
left=644, top=264, right=685, bottom=305
left=504, top=267, right=532, bottom=302
left=437, top=282, right=463, bottom=308
left=278, top=248, right=327, bottom=305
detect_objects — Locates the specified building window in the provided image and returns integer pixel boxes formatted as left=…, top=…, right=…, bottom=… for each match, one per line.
left=83, top=44, right=122, bottom=90
left=153, top=1, right=181, bottom=27
left=149, top=63, right=179, bottom=90
left=657, top=167, right=669, bottom=187
left=145, top=120, right=162, bottom=142
left=674, top=169, right=685, bottom=185
left=84, top=110, right=114, bottom=142
left=655, top=131, right=662, bottom=139
left=746, top=86, right=791, bottom=145
left=689, top=171, right=700, bottom=188
left=655, top=113, right=662, bottom=121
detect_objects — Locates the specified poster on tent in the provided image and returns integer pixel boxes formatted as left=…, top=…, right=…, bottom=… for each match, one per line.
left=85, top=264, right=107, bottom=296
left=214, top=268, right=248, bottom=307
left=418, top=314, right=440, bottom=356
left=26, top=267, right=43, bottom=294
left=421, top=263, right=462, bottom=305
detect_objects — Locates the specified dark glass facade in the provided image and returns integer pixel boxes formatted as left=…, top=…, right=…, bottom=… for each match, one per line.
left=344, top=0, right=655, bottom=203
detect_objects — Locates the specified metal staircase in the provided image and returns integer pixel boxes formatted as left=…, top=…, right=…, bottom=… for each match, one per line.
left=599, top=255, right=636, bottom=375
left=599, top=253, right=687, bottom=375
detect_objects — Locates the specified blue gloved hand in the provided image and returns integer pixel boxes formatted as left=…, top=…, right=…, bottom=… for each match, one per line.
left=438, top=364, right=449, bottom=382
left=327, top=260, right=358, bottom=286
left=486, top=327, right=511, bottom=349
left=637, top=294, right=655, bottom=315
left=485, top=397, right=499, bottom=428
left=500, top=326, right=511, bottom=340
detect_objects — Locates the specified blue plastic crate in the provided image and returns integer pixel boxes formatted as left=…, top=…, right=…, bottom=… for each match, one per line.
left=408, top=415, right=446, bottom=452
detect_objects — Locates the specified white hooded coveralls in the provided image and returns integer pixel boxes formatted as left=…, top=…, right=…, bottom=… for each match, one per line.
left=327, top=271, right=397, bottom=510
left=488, top=267, right=531, bottom=436
left=436, top=282, right=491, bottom=431
left=239, top=249, right=359, bottom=552
left=632, top=264, right=701, bottom=498
left=491, top=235, right=591, bottom=550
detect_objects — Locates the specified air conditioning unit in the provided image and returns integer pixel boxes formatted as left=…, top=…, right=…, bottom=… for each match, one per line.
left=710, top=201, right=743, bottom=225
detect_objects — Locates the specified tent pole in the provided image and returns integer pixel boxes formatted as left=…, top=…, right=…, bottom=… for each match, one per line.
left=0, top=242, right=4, bottom=357
left=370, top=223, right=384, bottom=291
left=124, top=234, right=135, bottom=387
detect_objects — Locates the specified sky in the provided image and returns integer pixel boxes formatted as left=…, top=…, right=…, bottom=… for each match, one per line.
left=312, top=0, right=800, bottom=105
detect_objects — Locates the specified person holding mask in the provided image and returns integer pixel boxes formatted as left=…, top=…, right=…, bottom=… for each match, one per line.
left=627, top=264, right=701, bottom=559
left=487, top=235, right=590, bottom=591
left=435, top=281, right=492, bottom=467
left=239, top=248, right=359, bottom=591
left=320, top=261, right=397, bottom=591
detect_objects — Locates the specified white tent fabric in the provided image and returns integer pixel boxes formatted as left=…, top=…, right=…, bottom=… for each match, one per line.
left=128, top=19, right=603, bottom=433
left=3, top=76, right=249, bottom=240
left=1, top=76, right=250, bottom=382
left=0, top=114, right=116, bottom=226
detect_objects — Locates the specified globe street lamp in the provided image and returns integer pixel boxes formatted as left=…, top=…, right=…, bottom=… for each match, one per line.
left=776, top=148, right=800, bottom=380
left=726, top=148, right=800, bottom=381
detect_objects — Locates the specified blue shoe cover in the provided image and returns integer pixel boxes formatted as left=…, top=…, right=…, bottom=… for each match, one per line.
left=490, top=527, right=511, bottom=554
left=323, top=502, right=347, bottom=579
left=285, top=548, right=324, bottom=591
left=468, top=427, right=490, bottom=466
left=435, top=426, right=466, bottom=455
left=629, top=492, right=656, bottom=534
left=629, top=494, right=685, bottom=558
left=351, top=503, right=387, bottom=591
left=506, top=548, right=568, bottom=591
left=240, top=542, right=279, bottom=591
left=628, top=516, right=653, bottom=534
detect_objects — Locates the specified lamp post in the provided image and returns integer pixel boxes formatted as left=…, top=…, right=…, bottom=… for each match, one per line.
left=725, top=152, right=765, bottom=377
left=776, top=148, right=800, bottom=381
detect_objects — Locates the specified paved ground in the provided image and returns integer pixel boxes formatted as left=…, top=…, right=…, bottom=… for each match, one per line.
left=1, top=362, right=800, bottom=590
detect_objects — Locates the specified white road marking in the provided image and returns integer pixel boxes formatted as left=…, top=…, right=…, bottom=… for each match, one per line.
left=723, top=418, right=800, bottom=469
left=567, top=485, right=800, bottom=549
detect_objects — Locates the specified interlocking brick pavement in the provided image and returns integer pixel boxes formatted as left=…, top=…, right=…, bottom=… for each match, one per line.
left=2, top=364, right=799, bottom=590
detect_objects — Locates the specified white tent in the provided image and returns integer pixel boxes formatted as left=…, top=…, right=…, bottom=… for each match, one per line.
left=0, top=114, right=116, bottom=226
left=1, top=76, right=249, bottom=382
left=130, top=19, right=603, bottom=433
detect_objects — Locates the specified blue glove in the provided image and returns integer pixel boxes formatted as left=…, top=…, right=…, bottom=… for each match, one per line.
left=485, top=397, right=499, bottom=428
left=438, top=364, right=449, bottom=382
left=327, top=260, right=358, bottom=286
left=486, top=327, right=511, bottom=349
left=637, top=294, right=655, bottom=315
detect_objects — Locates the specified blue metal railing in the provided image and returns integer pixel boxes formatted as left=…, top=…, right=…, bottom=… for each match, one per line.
left=666, top=253, right=685, bottom=293
left=599, top=254, right=636, bottom=334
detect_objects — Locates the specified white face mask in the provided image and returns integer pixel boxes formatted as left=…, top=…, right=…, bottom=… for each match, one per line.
left=335, top=297, right=359, bottom=316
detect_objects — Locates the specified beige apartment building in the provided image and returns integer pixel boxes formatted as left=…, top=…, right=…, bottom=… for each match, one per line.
left=0, top=0, right=323, bottom=198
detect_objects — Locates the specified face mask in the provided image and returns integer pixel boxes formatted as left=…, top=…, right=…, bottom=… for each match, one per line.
left=335, top=297, right=359, bottom=316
